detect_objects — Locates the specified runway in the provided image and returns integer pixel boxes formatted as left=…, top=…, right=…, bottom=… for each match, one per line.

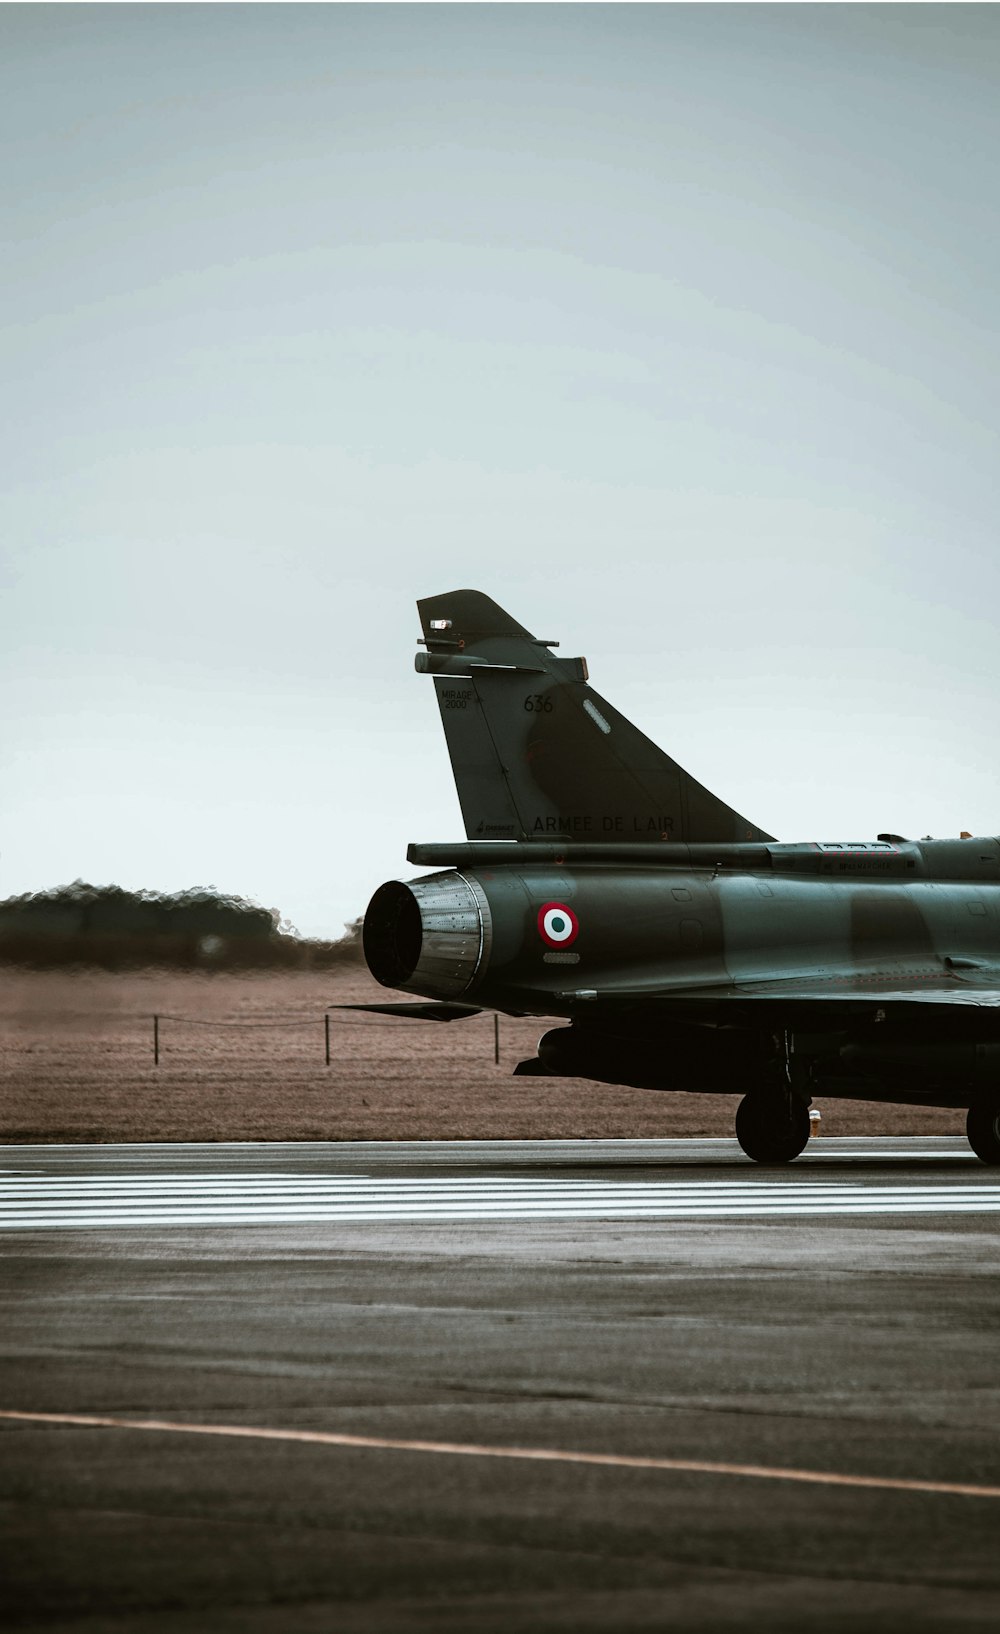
left=3, top=1138, right=1000, bottom=1631
left=0, top=1136, right=994, bottom=1227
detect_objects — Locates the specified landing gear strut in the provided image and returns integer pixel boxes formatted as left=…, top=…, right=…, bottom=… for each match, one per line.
left=735, top=1089, right=811, bottom=1164
left=966, top=1100, right=1000, bottom=1165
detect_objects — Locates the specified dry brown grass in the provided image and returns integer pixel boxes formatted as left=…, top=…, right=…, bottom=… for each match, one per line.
left=0, top=967, right=966, bottom=1144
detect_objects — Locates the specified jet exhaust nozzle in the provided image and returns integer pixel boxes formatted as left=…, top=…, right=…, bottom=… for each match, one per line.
left=363, top=872, right=492, bottom=998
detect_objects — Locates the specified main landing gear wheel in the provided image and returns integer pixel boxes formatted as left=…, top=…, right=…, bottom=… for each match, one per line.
left=966, top=1101, right=1000, bottom=1165
left=735, top=1090, right=811, bottom=1165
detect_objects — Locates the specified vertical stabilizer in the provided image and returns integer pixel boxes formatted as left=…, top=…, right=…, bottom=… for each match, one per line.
left=415, top=590, right=773, bottom=845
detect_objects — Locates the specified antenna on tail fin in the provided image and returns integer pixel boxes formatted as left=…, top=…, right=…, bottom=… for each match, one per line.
left=416, top=590, right=773, bottom=846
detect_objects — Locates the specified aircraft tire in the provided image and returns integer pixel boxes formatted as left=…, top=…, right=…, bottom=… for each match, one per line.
left=735, top=1090, right=810, bottom=1164
left=966, top=1101, right=1000, bottom=1165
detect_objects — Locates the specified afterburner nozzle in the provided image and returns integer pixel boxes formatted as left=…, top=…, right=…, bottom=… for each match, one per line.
left=363, top=871, right=492, bottom=998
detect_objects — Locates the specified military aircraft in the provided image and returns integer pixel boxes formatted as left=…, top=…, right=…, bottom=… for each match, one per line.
left=360, top=589, right=1000, bottom=1164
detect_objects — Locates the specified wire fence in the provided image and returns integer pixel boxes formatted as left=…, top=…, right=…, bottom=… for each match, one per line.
left=147, top=1010, right=503, bottom=1067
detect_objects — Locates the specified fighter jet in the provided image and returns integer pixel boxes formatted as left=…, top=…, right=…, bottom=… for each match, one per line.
left=360, top=590, right=1000, bottom=1164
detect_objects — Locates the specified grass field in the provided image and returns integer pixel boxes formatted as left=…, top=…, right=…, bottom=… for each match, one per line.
left=0, top=967, right=967, bottom=1144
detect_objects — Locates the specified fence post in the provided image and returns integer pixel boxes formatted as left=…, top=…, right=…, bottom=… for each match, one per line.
left=153, top=1014, right=160, bottom=1067
left=493, top=1013, right=500, bottom=1065
left=324, top=1012, right=331, bottom=1067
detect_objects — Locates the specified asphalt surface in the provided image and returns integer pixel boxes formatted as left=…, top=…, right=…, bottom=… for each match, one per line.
left=3, top=1138, right=1000, bottom=1632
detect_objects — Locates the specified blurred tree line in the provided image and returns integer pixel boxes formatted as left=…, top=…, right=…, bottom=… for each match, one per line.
left=0, top=882, right=364, bottom=970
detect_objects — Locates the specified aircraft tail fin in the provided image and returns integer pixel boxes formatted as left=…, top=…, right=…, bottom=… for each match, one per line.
left=416, top=590, right=773, bottom=845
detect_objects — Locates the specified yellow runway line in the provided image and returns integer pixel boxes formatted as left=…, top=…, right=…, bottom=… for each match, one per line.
left=2, top=1409, right=999, bottom=1501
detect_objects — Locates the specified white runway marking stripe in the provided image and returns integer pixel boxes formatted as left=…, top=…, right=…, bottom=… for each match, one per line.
left=3, top=1409, right=1000, bottom=1501
left=2, top=1173, right=1000, bottom=1228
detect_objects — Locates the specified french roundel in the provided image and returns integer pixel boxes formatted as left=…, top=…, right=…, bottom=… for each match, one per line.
left=538, top=901, right=579, bottom=948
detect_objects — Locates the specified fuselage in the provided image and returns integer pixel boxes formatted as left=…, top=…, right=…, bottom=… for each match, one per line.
left=363, top=837, right=1000, bottom=1113
left=365, top=837, right=1000, bottom=1013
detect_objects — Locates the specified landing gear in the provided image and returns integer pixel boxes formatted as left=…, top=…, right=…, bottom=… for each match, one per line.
left=966, top=1101, right=1000, bottom=1165
left=735, top=1089, right=811, bottom=1164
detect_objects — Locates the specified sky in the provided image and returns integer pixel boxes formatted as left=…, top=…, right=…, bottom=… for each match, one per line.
left=3, top=4, right=999, bottom=937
